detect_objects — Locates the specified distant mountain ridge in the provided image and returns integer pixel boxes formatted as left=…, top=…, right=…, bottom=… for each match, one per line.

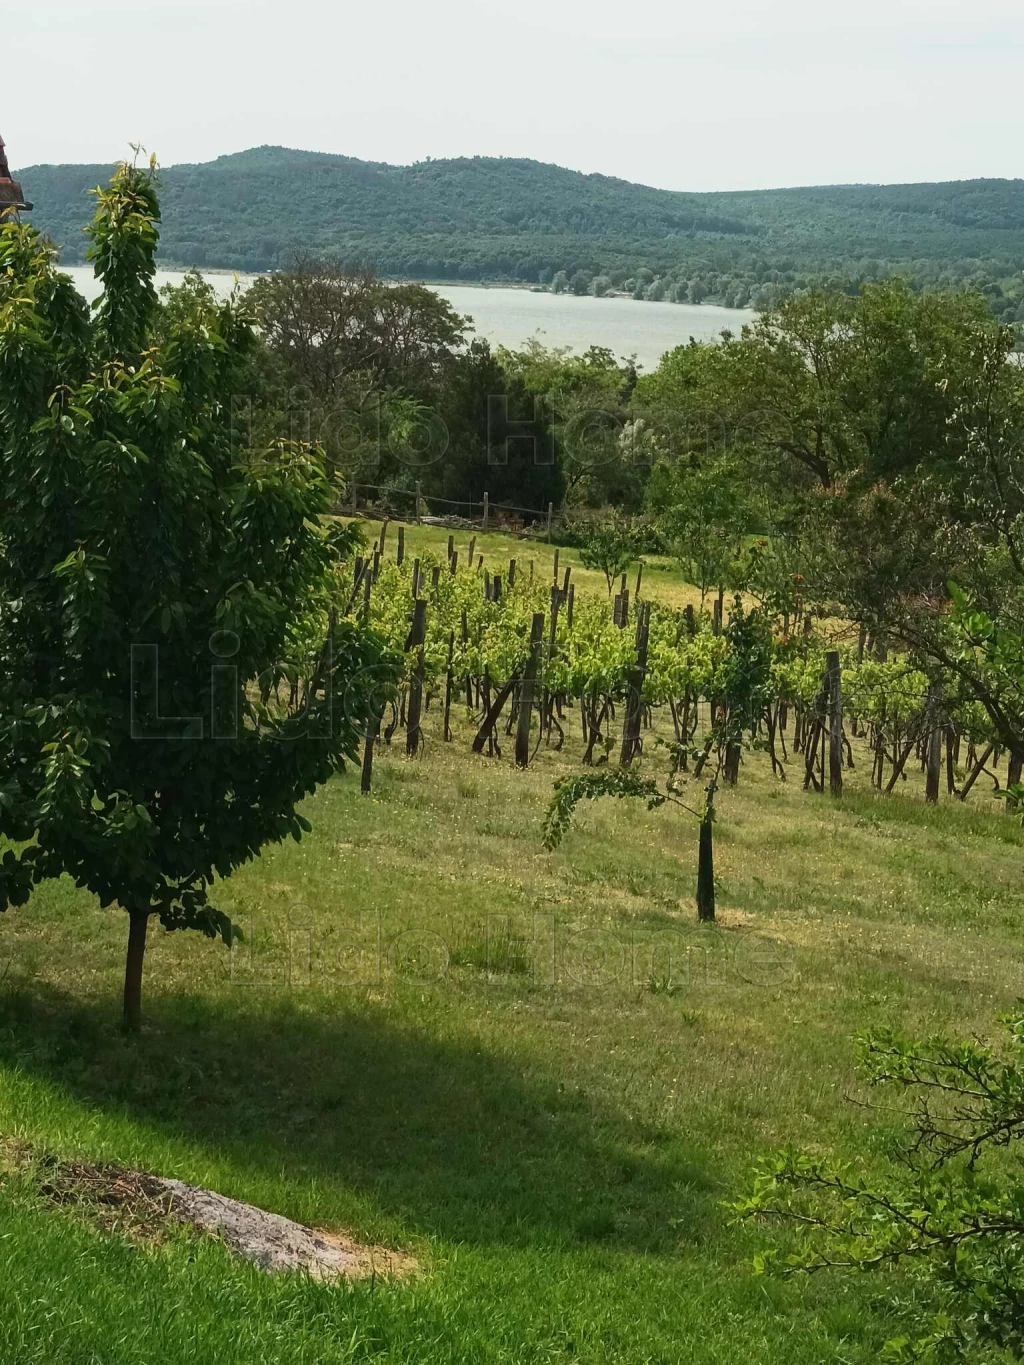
left=16, top=146, right=1024, bottom=318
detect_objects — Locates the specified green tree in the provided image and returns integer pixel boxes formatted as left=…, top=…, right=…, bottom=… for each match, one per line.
left=737, top=1012, right=1024, bottom=1362
left=636, top=282, right=1010, bottom=497
left=0, top=163, right=393, bottom=1029
left=432, top=339, right=564, bottom=513
left=578, top=514, right=642, bottom=593
left=496, top=341, right=643, bottom=508
left=648, top=459, right=752, bottom=605
left=247, top=259, right=470, bottom=402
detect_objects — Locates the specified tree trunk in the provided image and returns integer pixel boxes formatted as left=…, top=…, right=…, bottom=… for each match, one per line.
left=1008, top=750, right=1023, bottom=792
left=723, top=740, right=741, bottom=785
left=925, top=684, right=942, bottom=804
left=122, top=910, right=150, bottom=1034
left=925, top=725, right=942, bottom=804
left=361, top=712, right=381, bottom=794
left=696, top=818, right=715, bottom=922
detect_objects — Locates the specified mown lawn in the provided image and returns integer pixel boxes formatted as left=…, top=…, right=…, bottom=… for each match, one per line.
left=337, top=516, right=706, bottom=610
left=1, top=678, right=1021, bottom=1363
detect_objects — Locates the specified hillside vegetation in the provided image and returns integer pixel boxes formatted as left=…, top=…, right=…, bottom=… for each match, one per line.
left=18, top=146, right=1024, bottom=317
left=7, top=161, right=1024, bottom=1361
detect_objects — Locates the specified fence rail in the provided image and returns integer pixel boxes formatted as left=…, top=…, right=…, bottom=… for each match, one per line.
left=338, top=482, right=570, bottom=537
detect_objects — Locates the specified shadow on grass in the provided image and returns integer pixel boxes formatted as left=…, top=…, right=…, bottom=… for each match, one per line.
left=0, top=983, right=716, bottom=1253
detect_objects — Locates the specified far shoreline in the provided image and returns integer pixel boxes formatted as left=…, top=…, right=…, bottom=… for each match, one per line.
left=56, top=259, right=755, bottom=311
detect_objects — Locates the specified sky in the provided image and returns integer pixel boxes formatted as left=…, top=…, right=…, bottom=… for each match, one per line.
left=7, top=0, right=1022, bottom=192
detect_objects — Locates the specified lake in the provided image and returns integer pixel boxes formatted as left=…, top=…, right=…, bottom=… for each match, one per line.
left=62, top=267, right=754, bottom=372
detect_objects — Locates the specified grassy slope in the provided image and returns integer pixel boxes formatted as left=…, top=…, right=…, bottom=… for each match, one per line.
left=1, top=529, right=1021, bottom=1362
left=341, top=517, right=704, bottom=609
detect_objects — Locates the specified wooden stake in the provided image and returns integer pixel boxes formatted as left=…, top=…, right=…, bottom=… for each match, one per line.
left=826, top=650, right=843, bottom=797
left=515, top=613, right=545, bottom=768
left=405, top=599, right=427, bottom=757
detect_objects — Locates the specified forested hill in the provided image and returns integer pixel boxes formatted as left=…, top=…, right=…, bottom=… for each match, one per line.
left=17, top=146, right=1024, bottom=318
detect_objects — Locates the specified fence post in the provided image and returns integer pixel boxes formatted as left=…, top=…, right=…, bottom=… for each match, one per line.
left=546, top=502, right=553, bottom=541
left=442, top=630, right=455, bottom=742
left=397, top=525, right=405, bottom=566
left=515, top=613, right=546, bottom=768
left=415, top=481, right=422, bottom=524
left=482, top=492, right=489, bottom=531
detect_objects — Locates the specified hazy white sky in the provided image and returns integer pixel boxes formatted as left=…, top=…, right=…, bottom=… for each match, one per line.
left=7, top=0, right=1021, bottom=191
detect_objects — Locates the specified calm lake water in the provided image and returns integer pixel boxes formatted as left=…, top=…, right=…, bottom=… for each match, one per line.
left=63, top=267, right=754, bottom=372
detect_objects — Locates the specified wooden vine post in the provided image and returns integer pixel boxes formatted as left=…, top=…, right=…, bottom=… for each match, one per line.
left=361, top=710, right=381, bottom=795
left=405, top=598, right=428, bottom=757
left=620, top=602, right=651, bottom=768
left=442, top=629, right=455, bottom=742
left=515, top=612, right=546, bottom=769
left=826, top=649, right=843, bottom=798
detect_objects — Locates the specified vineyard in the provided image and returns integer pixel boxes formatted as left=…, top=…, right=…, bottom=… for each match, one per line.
left=349, top=521, right=1018, bottom=812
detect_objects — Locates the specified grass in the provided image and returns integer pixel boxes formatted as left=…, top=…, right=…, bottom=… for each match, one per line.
left=0, top=533, right=1020, bottom=1361
left=1, top=705, right=1020, bottom=1362
left=339, top=515, right=708, bottom=610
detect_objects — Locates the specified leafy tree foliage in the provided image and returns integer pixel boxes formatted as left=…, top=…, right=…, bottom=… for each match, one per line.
left=495, top=341, right=641, bottom=508
left=432, top=339, right=564, bottom=513
left=246, top=260, right=471, bottom=403
left=636, top=283, right=1009, bottom=495
left=648, top=458, right=752, bottom=604
left=23, top=148, right=1024, bottom=318
left=577, top=515, right=643, bottom=593
left=737, top=1013, right=1024, bottom=1362
left=0, top=163, right=392, bottom=1029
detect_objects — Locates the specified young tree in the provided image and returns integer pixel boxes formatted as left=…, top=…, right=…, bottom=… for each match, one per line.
left=0, top=163, right=393, bottom=1030
left=543, top=769, right=720, bottom=923
left=578, top=515, right=642, bottom=594
left=648, top=459, right=751, bottom=606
